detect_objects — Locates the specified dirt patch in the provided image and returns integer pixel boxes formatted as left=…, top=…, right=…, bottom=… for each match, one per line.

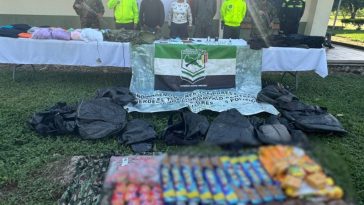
left=28, top=156, right=84, bottom=189
left=0, top=181, right=18, bottom=200
left=41, top=156, right=84, bottom=186
left=329, top=65, right=364, bottom=76
left=332, top=36, right=364, bottom=48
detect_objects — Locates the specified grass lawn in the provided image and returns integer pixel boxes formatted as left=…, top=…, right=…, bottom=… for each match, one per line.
left=328, top=16, right=364, bottom=43
left=333, top=30, right=364, bottom=43
left=0, top=67, right=363, bottom=204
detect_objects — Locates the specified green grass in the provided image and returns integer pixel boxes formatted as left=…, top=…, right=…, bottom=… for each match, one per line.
left=329, top=15, right=364, bottom=43
left=335, top=32, right=364, bottom=43
left=0, top=67, right=363, bottom=204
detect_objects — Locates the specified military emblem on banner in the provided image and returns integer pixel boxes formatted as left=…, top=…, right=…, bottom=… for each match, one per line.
left=180, top=49, right=208, bottom=84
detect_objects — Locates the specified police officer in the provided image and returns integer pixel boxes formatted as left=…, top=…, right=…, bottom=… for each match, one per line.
left=73, top=0, right=105, bottom=29
left=220, top=0, right=247, bottom=39
left=279, top=0, right=305, bottom=35
left=108, top=0, right=139, bottom=30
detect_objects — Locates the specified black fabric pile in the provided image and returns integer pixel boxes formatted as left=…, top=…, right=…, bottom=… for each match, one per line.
left=29, top=87, right=158, bottom=153
left=257, top=85, right=347, bottom=135
left=268, top=34, right=325, bottom=48
left=0, top=24, right=31, bottom=38
left=29, top=87, right=133, bottom=138
left=163, top=109, right=309, bottom=149
left=95, top=87, right=135, bottom=106
left=29, top=102, right=77, bottom=136
left=76, top=98, right=127, bottom=140
left=163, top=111, right=209, bottom=146
left=205, top=109, right=259, bottom=148
left=249, top=34, right=325, bottom=50
left=118, top=119, right=157, bottom=153
left=251, top=115, right=309, bottom=148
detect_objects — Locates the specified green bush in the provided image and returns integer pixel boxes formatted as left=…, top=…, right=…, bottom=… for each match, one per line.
left=341, top=19, right=364, bottom=30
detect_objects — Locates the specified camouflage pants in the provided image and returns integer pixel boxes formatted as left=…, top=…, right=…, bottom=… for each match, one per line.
left=80, top=17, right=101, bottom=29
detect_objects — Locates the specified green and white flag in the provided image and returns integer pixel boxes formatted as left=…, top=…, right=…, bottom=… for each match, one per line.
left=154, top=44, right=237, bottom=91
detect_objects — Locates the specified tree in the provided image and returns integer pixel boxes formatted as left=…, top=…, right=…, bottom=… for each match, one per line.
left=334, top=0, right=364, bottom=19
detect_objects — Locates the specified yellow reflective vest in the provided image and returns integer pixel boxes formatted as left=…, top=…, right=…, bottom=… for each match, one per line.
left=108, top=0, right=139, bottom=24
left=220, top=0, right=247, bottom=27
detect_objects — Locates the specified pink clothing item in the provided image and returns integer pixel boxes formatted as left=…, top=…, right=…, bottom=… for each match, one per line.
left=71, top=29, right=82, bottom=40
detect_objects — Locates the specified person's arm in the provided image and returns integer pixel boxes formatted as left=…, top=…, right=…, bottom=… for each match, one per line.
left=158, top=0, right=165, bottom=27
left=132, top=0, right=140, bottom=25
left=99, top=0, right=105, bottom=15
left=73, top=0, right=83, bottom=16
left=139, top=0, right=145, bottom=26
left=220, top=1, right=225, bottom=23
left=241, top=0, right=247, bottom=23
left=187, top=4, right=193, bottom=26
left=212, top=0, right=217, bottom=19
left=168, top=3, right=173, bottom=26
left=107, top=0, right=119, bottom=9
left=192, top=0, right=197, bottom=25
left=96, top=0, right=105, bottom=16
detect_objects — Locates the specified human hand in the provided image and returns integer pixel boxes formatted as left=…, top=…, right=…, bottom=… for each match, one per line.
left=156, top=25, right=161, bottom=31
left=97, top=13, right=103, bottom=18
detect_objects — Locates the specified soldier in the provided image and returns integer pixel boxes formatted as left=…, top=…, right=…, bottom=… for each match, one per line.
left=249, top=0, right=277, bottom=41
left=279, top=0, right=305, bottom=34
left=73, top=0, right=105, bottom=29
left=108, top=0, right=139, bottom=30
left=220, top=0, right=247, bottom=39
left=192, top=0, right=216, bottom=38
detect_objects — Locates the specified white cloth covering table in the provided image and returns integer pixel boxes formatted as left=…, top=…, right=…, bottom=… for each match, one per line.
left=262, top=47, right=328, bottom=78
left=155, top=38, right=248, bottom=46
left=0, top=37, right=131, bottom=68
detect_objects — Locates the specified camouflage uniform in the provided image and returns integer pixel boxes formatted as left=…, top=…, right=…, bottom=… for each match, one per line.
left=73, top=0, right=105, bottom=29
left=103, top=29, right=157, bottom=44
left=248, top=0, right=277, bottom=40
left=58, top=156, right=110, bottom=205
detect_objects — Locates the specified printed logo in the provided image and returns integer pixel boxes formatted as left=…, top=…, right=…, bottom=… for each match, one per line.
left=180, top=48, right=208, bottom=84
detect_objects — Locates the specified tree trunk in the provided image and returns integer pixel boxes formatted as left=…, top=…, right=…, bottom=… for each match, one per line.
left=349, top=3, right=359, bottom=19
left=350, top=12, right=356, bottom=19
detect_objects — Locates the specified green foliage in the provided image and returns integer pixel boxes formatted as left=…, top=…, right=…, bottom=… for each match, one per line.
left=341, top=18, right=364, bottom=29
left=333, top=0, right=364, bottom=19
left=0, top=67, right=363, bottom=204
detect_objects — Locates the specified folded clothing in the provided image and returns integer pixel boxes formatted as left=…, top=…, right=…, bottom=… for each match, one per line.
left=32, top=27, right=71, bottom=40
left=0, top=24, right=32, bottom=38
left=18, top=32, right=32, bottom=38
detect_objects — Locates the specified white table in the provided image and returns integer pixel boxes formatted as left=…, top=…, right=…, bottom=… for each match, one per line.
left=262, top=47, right=328, bottom=78
left=261, top=47, right=328, bottom=89
left=0, top=37, right=131, bottom=79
